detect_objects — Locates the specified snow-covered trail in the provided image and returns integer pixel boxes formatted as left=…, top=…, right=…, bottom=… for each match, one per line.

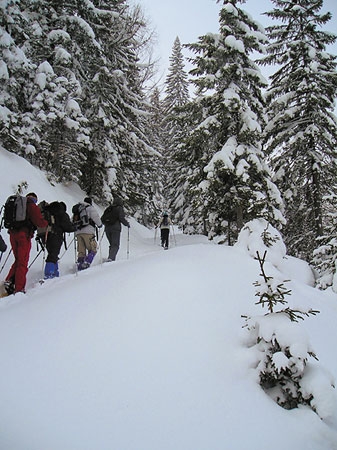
left=0, top=233, right=336, bottom=450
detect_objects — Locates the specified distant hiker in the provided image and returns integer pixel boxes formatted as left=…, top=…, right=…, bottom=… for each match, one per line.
left=37, top=201, right=75, bottom=279
left=156, top=212, right=172, bottom=250
left=73, top=197, right=102, bottom=270
left=4, top=192, right=48, bottom=294
left=0, top=233, right=7, bottom=253
left=101, top=196, right=130, bottom=261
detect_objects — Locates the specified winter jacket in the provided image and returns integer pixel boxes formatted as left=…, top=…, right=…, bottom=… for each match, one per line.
left=38, top=201, right=75, bottom=238
left=101, top=197, right=129, bottom=232
left=157, top=216, right=172, bottom=230
left=48, top=202, right=75, bottom=236
left=75, top=202, right=102, bottom=236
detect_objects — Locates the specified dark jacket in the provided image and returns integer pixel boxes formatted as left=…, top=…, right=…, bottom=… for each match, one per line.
left=48, top=201, right=75, bottom=236
left=0, top=234, right=7, bottom=252
left=101, top=197, right=129, bottom=231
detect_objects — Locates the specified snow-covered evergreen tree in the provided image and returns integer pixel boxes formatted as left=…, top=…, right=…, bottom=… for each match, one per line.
left=1, top=0, right=159, bottom=223
left=183, top=0, right=284, bottom=241
left=243, top=250, right=336, bottom=417
left=163, top=37, right=190, bottom=112
left=142, top=87, right=165, bottom=224
left=261, top=0, right=337, bottom=260
left=312, top=195, right=337, bottom=290
left=161, top=37, right=191, bottom=223
left=0, top=0, right=36, bottom=156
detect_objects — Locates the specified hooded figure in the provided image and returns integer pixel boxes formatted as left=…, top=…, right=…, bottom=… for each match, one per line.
left=101, top=196, right=130, bottom=261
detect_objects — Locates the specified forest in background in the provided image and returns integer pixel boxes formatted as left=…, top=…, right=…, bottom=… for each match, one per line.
left=1, top=0, right=337, bottom=289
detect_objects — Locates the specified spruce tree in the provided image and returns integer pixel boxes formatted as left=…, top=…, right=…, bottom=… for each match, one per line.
left=184, top=0, right=284, bottom=241
left=161, top=37, right=190, bottom=223
left=1, top=0, right=159, bottom=223
left=146, top=87, right=165, bottom=220
left=0, top=0, right=36, bottom=157
left=261, top=0, right=337, bottom=260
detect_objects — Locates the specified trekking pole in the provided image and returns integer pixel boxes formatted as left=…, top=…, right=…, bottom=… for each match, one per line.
left=28, top=247, right=44, bottom=269
left=0, top=249, right=12, bottom=274
left=63, top=232, right=67, bottom=251
left=74, top=235, right=78, bottom=276
left=127, top=227, right=130, bottom=259
left=59, top=235, right=75, bottom=260
left=97, top=229, right=104, bottom=266
left=40, top=230, right=48, bottom=281
left=0, top=207, right=4, bottom=232
left=171, top=224, right=177, bottom=246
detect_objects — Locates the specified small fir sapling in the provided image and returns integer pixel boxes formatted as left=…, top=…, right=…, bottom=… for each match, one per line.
left=244, top=251, right=323, bottom=412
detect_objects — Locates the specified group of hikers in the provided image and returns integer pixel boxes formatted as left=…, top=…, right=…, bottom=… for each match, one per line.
left=0, top=192, right=173, bottom=296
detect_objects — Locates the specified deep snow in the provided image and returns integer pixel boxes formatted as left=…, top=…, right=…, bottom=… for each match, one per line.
left=0, top=146, right=337, bottom=450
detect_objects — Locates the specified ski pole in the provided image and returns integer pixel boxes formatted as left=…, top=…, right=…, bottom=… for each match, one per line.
left=59, top=236, right=75, bottom=260
left=170, top=224, right=177, bottom=246
left=74, top=235, right=78, bottom=276
left=28, top=247, right=44, bottom=269
left=98, top=229, right=105, bottom=266
left=97, top=229, right=105, bottom=249
left=127, top=227, right=130, bottom=259
left=0, top=205, right=4, bottom=231
left=0, top=248, right=12, bottom=274
left=40, top=229, right=49, bottom=280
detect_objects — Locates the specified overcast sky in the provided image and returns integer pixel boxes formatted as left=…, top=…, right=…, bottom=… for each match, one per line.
left=134, top=0, right=337, bottom=87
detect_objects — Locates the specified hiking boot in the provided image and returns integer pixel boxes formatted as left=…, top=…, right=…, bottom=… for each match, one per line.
left=4, top=280, right=15, bottom=295
left=78, top=261, right=90, bottom=271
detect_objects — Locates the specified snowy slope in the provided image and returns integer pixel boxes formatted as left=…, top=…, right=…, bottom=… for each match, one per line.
left=0, top=147, right=337, bottom=450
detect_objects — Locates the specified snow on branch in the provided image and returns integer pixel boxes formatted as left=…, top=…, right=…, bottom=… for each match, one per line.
left=243, top=252, right=336, bottom=418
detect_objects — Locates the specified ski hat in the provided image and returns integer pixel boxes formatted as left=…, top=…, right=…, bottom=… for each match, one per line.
left=163, top=211, right=168, bottom=216
left=27, top=192, right=38, bottom=203
left=84, top=197, right=92, bottom=205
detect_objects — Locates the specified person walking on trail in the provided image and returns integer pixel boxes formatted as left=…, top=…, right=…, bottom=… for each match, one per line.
left=37, top=201, right=75, bottom=279
left=0, top=233, right=7, bottom=253
left=74, top=197, right=102, bottom=271
left=101, top=196, right=130, bottom=261
left=157, top=212, right=172, bottom=250
left=5, top=192, right=48, bottom=295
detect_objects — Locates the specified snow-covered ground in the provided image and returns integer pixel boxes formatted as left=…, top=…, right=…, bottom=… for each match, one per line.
left=0, top=146, right=336, bottom=450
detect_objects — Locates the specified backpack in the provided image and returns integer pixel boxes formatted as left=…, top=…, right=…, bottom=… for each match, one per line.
left=3, top=195, right=28, bottom=230
left=101, top=205, right=118, bottom=226
left=37, top=201, right=60, bottom=235
left=162, top=215, right=169, bottom=226
left=72, top=203, right=90, bottom=229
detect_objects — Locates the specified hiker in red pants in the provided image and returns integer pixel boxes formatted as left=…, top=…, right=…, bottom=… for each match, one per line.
left=5, top=193, right=48, bottom=295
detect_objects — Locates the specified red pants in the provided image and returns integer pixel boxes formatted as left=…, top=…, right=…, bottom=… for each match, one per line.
left=6, top=231, right=32, bottom=293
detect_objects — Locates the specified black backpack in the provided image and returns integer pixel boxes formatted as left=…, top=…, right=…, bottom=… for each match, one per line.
left=101, top=205, right=118, bottom=225
left=72, top=203, right=90, bottom=229
left=162, top=215, right=169, bottom=226
left=3, top=195, right=28, bottom=230
left=37, top=201, right=63, bottom=235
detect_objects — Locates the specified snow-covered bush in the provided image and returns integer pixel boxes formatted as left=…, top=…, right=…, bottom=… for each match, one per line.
left=235, top=218, right=286, bottom=268
left=244, top=252, right=336, bottom=418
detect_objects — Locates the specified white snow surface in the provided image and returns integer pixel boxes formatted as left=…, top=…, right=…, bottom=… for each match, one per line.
left=0, top=146, right=337, bottom=449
